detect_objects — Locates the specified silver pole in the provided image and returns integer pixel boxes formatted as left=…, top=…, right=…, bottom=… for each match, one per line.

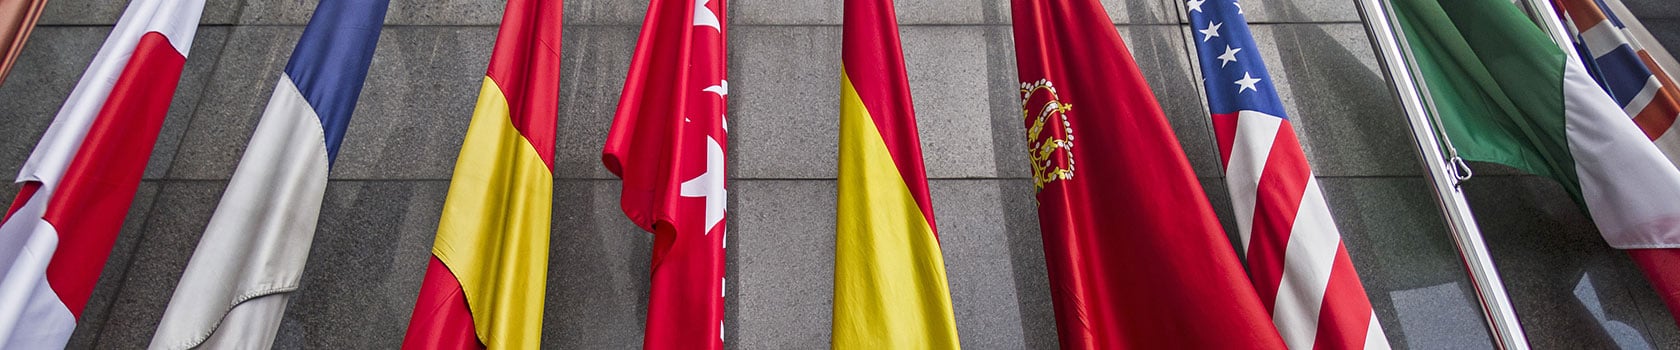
left=1352, top=1, right=1532, bottom=349
left=1518, top=0, right=1588, bottom=64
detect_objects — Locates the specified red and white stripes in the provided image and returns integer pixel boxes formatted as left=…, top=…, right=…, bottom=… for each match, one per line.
left=0, top=0, right=204, bottom=348
left=1216, top=111, right=1390, bottom=350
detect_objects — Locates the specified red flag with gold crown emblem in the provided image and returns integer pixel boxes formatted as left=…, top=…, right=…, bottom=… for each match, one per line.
left=1009, top=0, right=1286, bottom=348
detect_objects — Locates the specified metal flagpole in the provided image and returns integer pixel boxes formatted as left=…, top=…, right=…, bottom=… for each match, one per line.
left=1516, top=0, right=1590, bottom=65
left=1352, top=0, right=1533, bottom=349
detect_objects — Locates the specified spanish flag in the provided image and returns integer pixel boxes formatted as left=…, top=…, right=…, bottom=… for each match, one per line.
left=832, top=0, right=960, bottom=348
left=401, top=0, right=561, bottom=348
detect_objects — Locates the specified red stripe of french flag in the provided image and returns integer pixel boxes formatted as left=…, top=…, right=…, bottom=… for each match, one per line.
left=1215, top=111, right=1389, bottom=350
left=0, top=0, right=205, bottom=348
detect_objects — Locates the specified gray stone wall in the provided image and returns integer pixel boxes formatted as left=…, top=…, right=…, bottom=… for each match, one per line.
left=1, top=0, right=1677, bottom=348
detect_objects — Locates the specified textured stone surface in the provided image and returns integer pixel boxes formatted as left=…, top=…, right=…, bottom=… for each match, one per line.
left=556, top=25, right=639, bottom=180
left=329, top=27, right=493, bottom=180
left=543, top=180, right=654, bottom=348
left=276, top=180, right=449, bottom=349
left=6, top=0, right=1680, bottom=349
left=37, top=0, right=246, bottom=26
left=1320, top=177, right=1495, bottom=349
left=1624, top=0, right=1680, bottom=20
left=1466, top=175, right=1680, bottom=350
left=731, top=180, right=835, bottom=349
left=729, top=25, right=841, bottom=179
left=1244, top=23, right=1421, bottom=177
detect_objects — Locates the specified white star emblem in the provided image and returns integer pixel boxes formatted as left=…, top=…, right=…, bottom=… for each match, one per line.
left=1217, top=45, right=1241, bottom=67
left=1187, top=0, right=1206, bottom=13
left=1199, top=21, right=1222, bottom=42
left=694, top=0, right=720, bottom=31
left=680, top=136, right=727, bottom=233
left=1235, top=72, right=1262, bottom=93
left=1234, top=1, right=1244, bottom=14
left=704, top=80, right=729, bottom=132
left=703, top=80, right=728, bottom=97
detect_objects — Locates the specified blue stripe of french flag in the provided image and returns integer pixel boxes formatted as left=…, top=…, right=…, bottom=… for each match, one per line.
left=149, top=1, right=388, bottom=349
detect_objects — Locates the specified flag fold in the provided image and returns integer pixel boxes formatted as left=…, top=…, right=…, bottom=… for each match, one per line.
left=831, top=0, right=960, bottom=348
left=1009, top=0, right=1286, bottom=348
left=0, top=0, right=204, bottom=348
left=402, top=0, right=561, bottom=348
left=602, top=0, right=730, bottom=347
left=149, top=1, right=388, bottom=349
left=1187, top=1, right=1389, bottom=348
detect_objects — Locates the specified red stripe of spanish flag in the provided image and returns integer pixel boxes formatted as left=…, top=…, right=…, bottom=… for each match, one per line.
left=402, top=0, right=561, bottom=349
left=832, top=0, right=960, bottom=348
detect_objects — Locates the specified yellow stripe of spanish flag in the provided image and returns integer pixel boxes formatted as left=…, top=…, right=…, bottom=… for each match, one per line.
left=430, top=77, right=554, bottom=349
left=833, top=70, right=960, bottom=349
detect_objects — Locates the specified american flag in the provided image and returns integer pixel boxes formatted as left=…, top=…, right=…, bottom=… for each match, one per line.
left=1555, top=0, right=1680, bottom=168
left=1185, top=0, right=1390, bottom=348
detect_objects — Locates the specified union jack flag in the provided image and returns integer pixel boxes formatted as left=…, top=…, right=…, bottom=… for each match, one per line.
left=1555, top=0, right=1680, bottom=168
left=1185, top=0, right=1390, bottom=348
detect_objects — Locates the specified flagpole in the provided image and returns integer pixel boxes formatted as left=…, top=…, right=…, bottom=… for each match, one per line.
left=1516, top=0, right=1587, bottom=63
left=1352, top=1, right=1532, bottom=349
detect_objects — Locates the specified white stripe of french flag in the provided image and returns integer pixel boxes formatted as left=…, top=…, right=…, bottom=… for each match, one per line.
left=0, top=0, right=205, bottom=348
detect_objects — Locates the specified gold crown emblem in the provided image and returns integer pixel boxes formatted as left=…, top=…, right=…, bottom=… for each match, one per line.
left=1021, top=79, right=1075, bottom=194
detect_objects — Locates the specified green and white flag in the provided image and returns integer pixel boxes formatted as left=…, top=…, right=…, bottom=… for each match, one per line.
left=1392, top=0, right=1680, bottom=248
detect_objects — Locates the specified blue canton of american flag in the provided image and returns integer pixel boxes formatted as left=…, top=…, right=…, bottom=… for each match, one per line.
left=1186, top=1, right=1392, bottom=349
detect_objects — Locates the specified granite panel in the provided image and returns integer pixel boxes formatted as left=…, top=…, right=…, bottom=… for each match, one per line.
left=1464, top=175, right=1680, bottom=350
left=234, top=0, right=530, bottom=26
left=66, top=181, right=161, bottom=349
left=982, top=25, right=1031, bottom=179
left=1245, top=24, right=1421, bottom=178
left=235, top=0, right=640, bottom=26
left=729, top=26, right=841, bottom=179
left=904, top=26, right=996, bottom=179
left=1173, top=0, right=1362, bottom=24
left=554, top=25, right=637, bottom=180
left=38, top=0, right=245, bottom=25
left=270, top=180, right=448, bottom=349
left=730, top=0, right=842, bottom=25
left=84, top=181, right=223, bottom=348
left=929, top=180, right=1025, bottom=348
left=1318, top=177, right=1495, bottom=349
left=544, top=180, right=654, bottom=348
left=561, top=0, right=653, bottom=26
left=731, top=180, right=834, bottom=348
left=1624, top=0, right=1680, bottom=20
left=165, top=26, right=302, bottom=180
left=0, top=27, right=106, bottom=181
left=0, top=26, right=228, bottom=181
left=1645, top=19, right=1680, bottom=58
left=989, top=179, right=1058, bottom=349
left=988, top=0, right=1176, bottom=24
left=328, top=27, right=495, bottom=180
left=895, top=0, right=985, bottom=25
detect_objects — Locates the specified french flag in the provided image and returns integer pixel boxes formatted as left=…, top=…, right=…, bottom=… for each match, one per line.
left=148, top=1, right=388, bottom=349
left=0, top=0, right=205, bottom=348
